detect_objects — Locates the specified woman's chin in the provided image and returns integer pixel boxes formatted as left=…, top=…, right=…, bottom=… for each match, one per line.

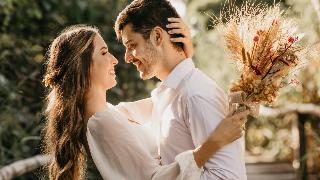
left=105, top=80, right=117, bottom=90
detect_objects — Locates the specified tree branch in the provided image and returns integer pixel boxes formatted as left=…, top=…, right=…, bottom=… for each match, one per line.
left=259, top=103, right=320, bottom=117
left=0, top=155, right=50, bottom=180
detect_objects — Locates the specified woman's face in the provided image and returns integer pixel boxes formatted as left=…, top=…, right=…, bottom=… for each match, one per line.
left=90, top=34, right=118, bottom=90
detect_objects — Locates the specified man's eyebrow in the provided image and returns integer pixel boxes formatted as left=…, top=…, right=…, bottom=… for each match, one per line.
left=124, top=39, right=133, bottom=46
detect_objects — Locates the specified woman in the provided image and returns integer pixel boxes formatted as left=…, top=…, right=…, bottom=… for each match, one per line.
left=43, top=23, right=248, bottom=180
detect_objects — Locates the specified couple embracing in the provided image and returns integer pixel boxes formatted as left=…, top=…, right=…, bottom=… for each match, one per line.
left=43, top=0, right=249, bottom=179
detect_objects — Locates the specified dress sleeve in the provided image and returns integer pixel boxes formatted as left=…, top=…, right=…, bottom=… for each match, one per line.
left=116, top=98, right=153, bottom=125
left=86, top=109, right=201, bottom=180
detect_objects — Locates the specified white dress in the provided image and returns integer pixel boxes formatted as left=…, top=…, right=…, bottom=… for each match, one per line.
left=86, top=103, right=201, bottom=180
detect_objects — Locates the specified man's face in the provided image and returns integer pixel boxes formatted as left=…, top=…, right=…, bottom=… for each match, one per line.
left=121, top=24, right=160, bottom=80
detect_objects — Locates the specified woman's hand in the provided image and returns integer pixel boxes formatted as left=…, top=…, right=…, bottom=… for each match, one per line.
left=209, top=110, right=249, bottom=147
left=167, top=18, right=193, bottom=58
left=193, top=110, right=249, bottom=168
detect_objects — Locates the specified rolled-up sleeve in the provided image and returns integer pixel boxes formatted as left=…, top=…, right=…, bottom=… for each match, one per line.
left=185, top=93, right=246, bottom=180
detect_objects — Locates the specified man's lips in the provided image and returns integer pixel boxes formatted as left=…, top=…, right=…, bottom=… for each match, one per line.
left=133, top=60, right=142, bottom=70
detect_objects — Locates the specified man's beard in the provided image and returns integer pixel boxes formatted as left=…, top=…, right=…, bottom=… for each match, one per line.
left=140, top=42, right=160, bottom=80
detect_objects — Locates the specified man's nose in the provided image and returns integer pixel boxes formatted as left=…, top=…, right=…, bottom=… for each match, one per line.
left=125, top=50, right=134, bottom=63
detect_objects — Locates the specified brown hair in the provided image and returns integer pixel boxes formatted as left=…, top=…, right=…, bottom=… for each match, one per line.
left=114, top=0, right=183, bottom=49
left=43, top=25, right=99, bottom=180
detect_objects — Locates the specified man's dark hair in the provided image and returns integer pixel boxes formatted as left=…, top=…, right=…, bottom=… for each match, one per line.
left=114, top=0, right=183, bottom=49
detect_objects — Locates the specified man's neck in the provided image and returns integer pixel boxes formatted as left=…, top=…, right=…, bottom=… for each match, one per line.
left=157, top=49, right=187, bottom=81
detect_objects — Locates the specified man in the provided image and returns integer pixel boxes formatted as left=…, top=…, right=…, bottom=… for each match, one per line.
left=114, top=0, right=247, bottom=179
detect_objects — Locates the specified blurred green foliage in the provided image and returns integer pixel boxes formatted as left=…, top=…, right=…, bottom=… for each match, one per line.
left=0, top=0, right=156, bottom=179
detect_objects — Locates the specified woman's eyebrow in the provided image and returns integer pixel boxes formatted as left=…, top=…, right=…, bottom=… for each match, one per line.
left=100, top=46, right=108, bottom=51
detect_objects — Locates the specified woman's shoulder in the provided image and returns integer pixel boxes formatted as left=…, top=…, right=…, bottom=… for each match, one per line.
left=87, top=103, right=127, bottom=129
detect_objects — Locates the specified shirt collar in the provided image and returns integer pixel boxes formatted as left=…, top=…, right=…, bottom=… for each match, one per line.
left=161, top=58, right=195, bottom=90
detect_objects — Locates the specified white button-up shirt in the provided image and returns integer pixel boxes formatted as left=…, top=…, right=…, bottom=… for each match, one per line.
left=118, top=59, right=247, bottom=180
left=151, top=59, right=247, bottom=180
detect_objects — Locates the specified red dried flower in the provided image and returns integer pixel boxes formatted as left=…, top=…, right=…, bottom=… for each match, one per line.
left=289, top=79, right=300, bottom=85
left=253, top=35, right=259, bottom=42
left=288, top=36, right=295, bottom=43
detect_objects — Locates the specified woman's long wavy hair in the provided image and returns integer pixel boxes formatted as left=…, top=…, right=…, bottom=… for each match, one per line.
left=43, top=25, right=99, bottom=180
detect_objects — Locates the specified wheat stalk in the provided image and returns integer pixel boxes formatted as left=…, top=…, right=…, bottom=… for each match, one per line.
left=218, top=2, right=309, bottom=104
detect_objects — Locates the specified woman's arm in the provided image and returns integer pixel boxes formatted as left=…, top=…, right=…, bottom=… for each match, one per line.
left=193, top=110, right=249, bottom=167
left=87, top=109, right=201, bottom=180
left=87, top=105, right=248, bottom=179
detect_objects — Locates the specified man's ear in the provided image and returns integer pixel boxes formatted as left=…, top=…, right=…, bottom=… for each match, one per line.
left=150, top=26, right=164, bottom=46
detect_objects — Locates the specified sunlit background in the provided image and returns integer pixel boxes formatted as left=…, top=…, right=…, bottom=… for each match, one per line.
left=0, top=0, right=319, bottom=179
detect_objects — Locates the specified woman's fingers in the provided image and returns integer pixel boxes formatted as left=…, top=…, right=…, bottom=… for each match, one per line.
left=167, top=17, right=182, bottom=23
left=231, top=128, right=244, bottom=141
left=166, top=22, right=182, bottom=29
left=225, top=109, right=249, bottom=141
left=170, top=37, right=186, bottom=43
left=168, top=28, right=184, bottom=35
left=210, top=111, right=249, bottom=146
left=167, top=17, right=193, bottom=58
left=232, top=110, right=250, bottom=124
left=167, top=17, right=189, bottom=36
left=241, top=124, right=246, bottom=131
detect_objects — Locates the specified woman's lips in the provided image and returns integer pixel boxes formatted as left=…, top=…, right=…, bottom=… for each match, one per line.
left=109, top=69, right=116, bottom=76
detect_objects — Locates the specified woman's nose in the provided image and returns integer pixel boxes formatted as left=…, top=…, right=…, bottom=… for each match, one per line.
left=113, top=56, right=118, bottom=65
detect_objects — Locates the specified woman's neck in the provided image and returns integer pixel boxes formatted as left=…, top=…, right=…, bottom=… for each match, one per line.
left=85, top=87, right=107, bottom=121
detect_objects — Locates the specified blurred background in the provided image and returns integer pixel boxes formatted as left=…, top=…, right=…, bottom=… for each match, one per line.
left=0, top=0, right=319, bottom=179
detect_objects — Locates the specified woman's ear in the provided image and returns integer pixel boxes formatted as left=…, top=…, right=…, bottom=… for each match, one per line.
left=150, top=26, right=163, bottom=46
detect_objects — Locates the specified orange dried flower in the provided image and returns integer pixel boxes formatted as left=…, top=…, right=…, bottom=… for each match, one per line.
left=256, top=30, right=263, bottom=36
left=272, top=19, right=279, bottom=25
left=217, top=2, right=308, bottom=105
